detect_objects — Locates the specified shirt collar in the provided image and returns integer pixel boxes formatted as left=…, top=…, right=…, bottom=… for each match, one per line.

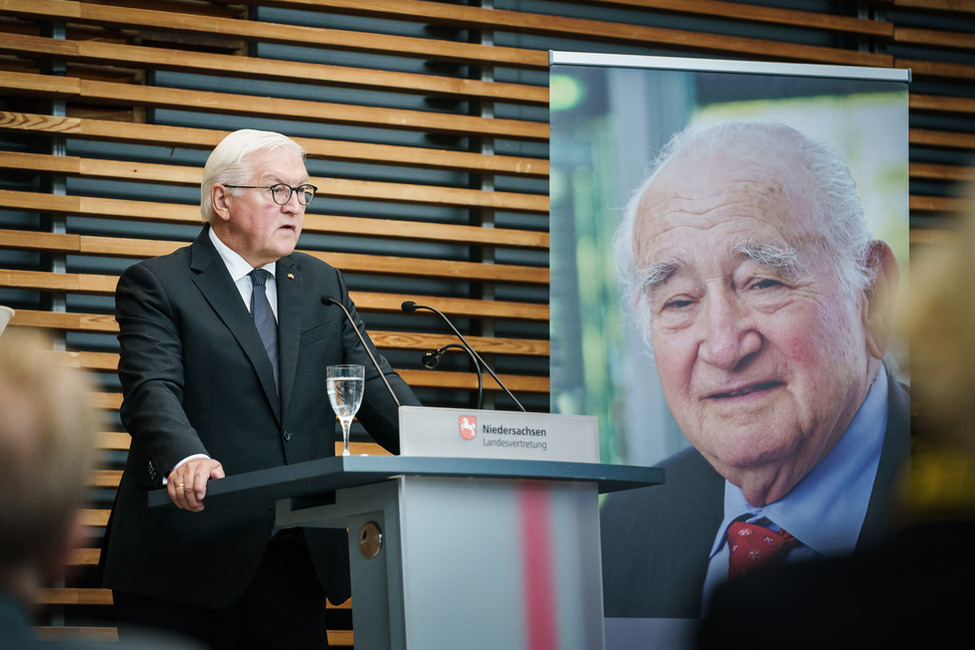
left=711, top=369, right=889, bottom=557
left=208, top=226, right=276, bottom=280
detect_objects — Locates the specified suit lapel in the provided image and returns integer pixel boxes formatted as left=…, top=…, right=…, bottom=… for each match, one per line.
left=276, top=255, right=303, bottom=416
left=189, top=227, right=282, bottom=423
left=859, top=373, right=911, bottom=549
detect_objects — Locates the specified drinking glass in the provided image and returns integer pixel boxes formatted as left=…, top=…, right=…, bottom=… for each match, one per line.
left=327, top=364, right=365, bottom=456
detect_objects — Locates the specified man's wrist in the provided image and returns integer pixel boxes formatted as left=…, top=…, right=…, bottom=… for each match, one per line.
left=162, top=454, right=211, bottom=485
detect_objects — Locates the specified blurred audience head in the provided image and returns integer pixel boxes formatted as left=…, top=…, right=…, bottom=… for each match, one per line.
left=0, top=329, right=100, bottom=606
left=899, top=178, right=975, bottom=522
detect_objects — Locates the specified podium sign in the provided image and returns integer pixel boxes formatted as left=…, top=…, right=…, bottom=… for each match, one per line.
left=399, top=405, right=599, bottom=462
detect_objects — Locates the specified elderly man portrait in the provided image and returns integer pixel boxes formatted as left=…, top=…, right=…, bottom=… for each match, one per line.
left=100, top=129, right=421, bottom=649
left=600, top=121, right=909, bottom=619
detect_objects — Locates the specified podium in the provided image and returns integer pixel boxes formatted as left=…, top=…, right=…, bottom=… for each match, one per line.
left=149, top=408, right=663, bottom=650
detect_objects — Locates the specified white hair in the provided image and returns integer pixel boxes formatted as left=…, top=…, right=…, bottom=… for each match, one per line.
left=613, top=121, right=875, bottom=342
left=200, top=129, right=306, bottom=222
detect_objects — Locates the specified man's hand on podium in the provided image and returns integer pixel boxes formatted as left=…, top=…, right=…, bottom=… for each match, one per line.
left=167, top=458, right=225, bottom=512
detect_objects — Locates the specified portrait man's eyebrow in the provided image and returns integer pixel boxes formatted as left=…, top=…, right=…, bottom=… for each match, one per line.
left=600, top=120, right=908, bottom=620
left=737, top=240, right=801, bottom=277
left=636, top=259, right=681, bottom=295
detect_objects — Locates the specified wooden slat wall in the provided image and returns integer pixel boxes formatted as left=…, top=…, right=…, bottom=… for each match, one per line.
left=1, top=0, right=972, bottom=645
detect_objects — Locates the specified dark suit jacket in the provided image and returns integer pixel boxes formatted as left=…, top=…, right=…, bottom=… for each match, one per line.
left=600, top=374, right=910, bottom=619
left=101, top=226, right=420, bottom=608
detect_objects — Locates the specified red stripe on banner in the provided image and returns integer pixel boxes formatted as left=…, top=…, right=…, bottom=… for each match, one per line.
left=519, top=484, right=558, bottom=650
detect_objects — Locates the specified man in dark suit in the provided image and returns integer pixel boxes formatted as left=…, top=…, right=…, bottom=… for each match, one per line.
left=600, top=121, right=907, bottom=620
left=101, top=129, right=420, bottom=649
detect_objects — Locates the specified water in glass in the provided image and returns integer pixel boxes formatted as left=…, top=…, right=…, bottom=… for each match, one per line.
left=327, top=364, right=364, bottom=456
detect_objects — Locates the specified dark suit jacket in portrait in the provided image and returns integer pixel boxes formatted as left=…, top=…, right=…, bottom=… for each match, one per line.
left=101, top=226, right=420, bottom=609
left=600, top=374, right=910, bottom=619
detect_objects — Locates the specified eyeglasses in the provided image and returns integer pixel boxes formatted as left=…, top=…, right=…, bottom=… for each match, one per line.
left=223, top=183, right=318, bottom=206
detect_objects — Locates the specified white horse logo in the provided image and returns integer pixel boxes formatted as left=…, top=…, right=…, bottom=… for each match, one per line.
left=459, top=416, right=477, bottom=440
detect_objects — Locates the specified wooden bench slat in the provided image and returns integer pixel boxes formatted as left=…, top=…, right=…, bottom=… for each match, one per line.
left=0, top=70, right=550, bottom=141
left=354, top=292, right=549, bottom=321
left=90, top=470, right=122, bottom=489
left=260, top=0, right=892, bottom=67
left=58, top=337, right=549, bottom=378
left=307, top=250, right=549, bottom=284
left=78, top=509, right=109, bottom=527
left=909, top=128, right=975, bottom=150
left=0, top=111, right=549, bottom=178
left=0, top=150, right=202, bottom=184
left=896, top=58, right=975, bottom=81
left=0, top=274, right=550, bottom=322
left=910, top=194, right=972, bottom=214
left=35, top=588, right=353, bottom=609
left=36, top=588, right=111, bottom=607
left=0, top=33, right=549, bottom=106
left=893, top=0, right=975, bottom=14
left=909, top=95, right=975, bottom=117
left=3, top=0, right=893, bottom=73
left=322, top=178, right=548, bottom=213
left=35, top=627, right=117, bottom=642
left=7, top=310, right=118, bottom=333
left=12, top=311, right=551, bottom=356
left=910, top=162, right=975, bottom=182
left=77, top=369, right=551, bottom=416
left=0, top=268, right=117, bottom=294
left=581, top=0, right=892, bottom=36
left=36, top=625, right=351, bottom=646
left=1, top=0, right=551, bottom=70
left=894, top=26, right=975, bottom=49
left=340, top=442, right=391, bottom=457
left=0, top=185, right=550, bottom=233
left=0, top=267, right=553, bottom=313
left=98, top=430, right=131, bottom=450
left=0, top=240, right=548, bottom=288
left=66, top=548, right=101, bottom=567
left=0, top=200, right=549, bottom=252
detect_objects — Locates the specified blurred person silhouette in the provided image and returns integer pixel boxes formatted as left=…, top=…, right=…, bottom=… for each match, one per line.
left=697, top=178, right=975, bottom=648
left=0, top=329, right=205, bottom=650
left=0, top=329, right=101, bottom=649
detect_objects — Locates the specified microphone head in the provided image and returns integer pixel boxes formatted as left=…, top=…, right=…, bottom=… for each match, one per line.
left=401, top=300, right=417, bottom=313
left=421, top=350, right=440, bottom=369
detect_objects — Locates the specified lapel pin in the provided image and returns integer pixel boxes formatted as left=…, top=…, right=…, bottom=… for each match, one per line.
left=287, top=273, right=295, bottom=280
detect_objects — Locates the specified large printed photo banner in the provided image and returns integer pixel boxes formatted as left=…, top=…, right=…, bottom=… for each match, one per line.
left=549, top=52, right=909, bottom=644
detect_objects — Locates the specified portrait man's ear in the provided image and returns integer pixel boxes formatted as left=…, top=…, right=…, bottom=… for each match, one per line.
left=863, top=239, right=900, bottom=360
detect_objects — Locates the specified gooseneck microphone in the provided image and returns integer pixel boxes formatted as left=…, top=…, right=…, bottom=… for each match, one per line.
left=321, top=296, right=400, bottom=408
left=423, top=343, right=484, bottom=409
left=402, top=300, right=526, bottom=411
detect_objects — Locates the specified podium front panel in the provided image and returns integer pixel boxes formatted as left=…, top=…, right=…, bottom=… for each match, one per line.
left=396, top=476, right=603, bottom=650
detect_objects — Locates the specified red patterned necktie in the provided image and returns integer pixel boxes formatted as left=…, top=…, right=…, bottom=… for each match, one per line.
left=727, top=520, right=800, bottom=578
